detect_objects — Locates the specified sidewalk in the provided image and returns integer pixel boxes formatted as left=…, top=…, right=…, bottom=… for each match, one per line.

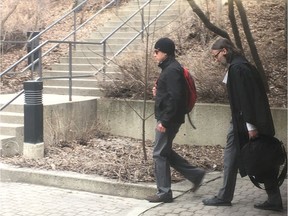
left=0, top=163, right=286, bottom=216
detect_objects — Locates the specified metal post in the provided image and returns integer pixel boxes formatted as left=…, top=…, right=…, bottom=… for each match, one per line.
left=38, top=47, right=43, bottom=79
left=68, top=42, right=73, bottom=101
left=103, top=41, right=106, bottom=81
left=141, top=8, right=144, bottom=40
left=73, top=11, right=77, bottom=50
left=23, top=80, right=44, bottom=159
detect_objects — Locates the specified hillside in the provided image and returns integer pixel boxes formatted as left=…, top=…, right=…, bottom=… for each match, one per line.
left=0, top=0, right=287, bottom=107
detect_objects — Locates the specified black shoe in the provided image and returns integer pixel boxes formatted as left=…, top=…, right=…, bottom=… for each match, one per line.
left=146, top=193, right=173, bottom=203
left=191, top=170, right=206, bottom=192
left=254, top=201, right=283, bottom=212
left=202, top=196, right=232, bottom=206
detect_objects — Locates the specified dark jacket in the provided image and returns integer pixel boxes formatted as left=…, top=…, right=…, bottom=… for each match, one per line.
left=227, top=55, right=275, bottom=176
left=154, top=56, right=186, bottom=128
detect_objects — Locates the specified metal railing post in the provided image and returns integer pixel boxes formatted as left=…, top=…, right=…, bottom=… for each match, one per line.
left=68, top=42, right=73, bottom=101
left=73, top=11, right=77, bottom=50
left=38, top=47, right=43, bottom=80
left=141, top=8, right=144, bottom=40
left=103, top=41, right=107, bottom=81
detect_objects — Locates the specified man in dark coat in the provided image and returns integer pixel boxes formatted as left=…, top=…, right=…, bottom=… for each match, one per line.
left=202, top=37, right=283, bottom=212
left=146, top=37, right=205, bottom=203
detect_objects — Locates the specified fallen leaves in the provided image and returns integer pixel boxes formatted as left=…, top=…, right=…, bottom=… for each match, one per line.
left=0, top=135, right=224, bottom=183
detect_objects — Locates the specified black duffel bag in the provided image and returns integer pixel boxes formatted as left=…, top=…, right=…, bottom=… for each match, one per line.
left=241, top=135, right=287, bottom=189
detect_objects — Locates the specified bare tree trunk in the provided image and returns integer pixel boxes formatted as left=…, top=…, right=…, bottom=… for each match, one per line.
left=234, top=0, right=269, bottom=91
left=186, top=0, right=231, bottom=40
left=228, top=0, right=243, bottom=52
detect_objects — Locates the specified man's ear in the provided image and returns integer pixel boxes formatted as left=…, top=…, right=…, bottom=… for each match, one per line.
left=222, top=48, right=228, bottom=55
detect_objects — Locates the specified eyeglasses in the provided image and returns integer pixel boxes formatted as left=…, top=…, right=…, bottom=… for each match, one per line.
left=154, top=49, right=160, bottom=54
left=212, top=50, right=222, bottom=59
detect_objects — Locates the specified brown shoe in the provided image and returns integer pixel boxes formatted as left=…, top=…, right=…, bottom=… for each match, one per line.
left=146, top=193, right=173, bottom=203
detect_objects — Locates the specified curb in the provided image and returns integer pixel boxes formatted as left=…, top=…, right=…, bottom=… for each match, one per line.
left=0, top=163, right=214, bottom=200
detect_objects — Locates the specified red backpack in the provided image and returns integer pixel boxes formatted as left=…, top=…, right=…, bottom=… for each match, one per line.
left=183, top=67, right=197, bottom=129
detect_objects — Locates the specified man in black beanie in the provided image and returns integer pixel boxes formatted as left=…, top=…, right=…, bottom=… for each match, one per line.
left=146, top=37, right=206, bottom=203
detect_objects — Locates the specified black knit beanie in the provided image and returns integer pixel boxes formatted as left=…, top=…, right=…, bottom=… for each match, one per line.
left=154, top=37, right=175, bottom=56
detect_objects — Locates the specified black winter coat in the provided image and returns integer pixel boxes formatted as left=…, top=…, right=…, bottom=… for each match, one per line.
left=154, top=56, right=186, bottom=128
left=227, top=55, right=275, bottom=176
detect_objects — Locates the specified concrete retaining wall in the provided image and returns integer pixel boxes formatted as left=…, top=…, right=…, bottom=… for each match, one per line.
left=96, top=99, right=287, bottom=147
left=43, top=99, right=98, bottom=146
left=43, top=98, right=287, bottom=147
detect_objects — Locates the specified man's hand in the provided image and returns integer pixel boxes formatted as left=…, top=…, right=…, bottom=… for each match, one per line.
left=156, top=122, right=166, bottom=133
left=152, top=86, right=157, bottom=97
left=248, top=129, right=259, bottom=140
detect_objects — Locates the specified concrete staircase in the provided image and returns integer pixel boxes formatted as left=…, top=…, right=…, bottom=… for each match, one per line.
left=0, top=103, right=24, bottom=157
left=0, top=0, right=190, bottom=157
left=42, top=0, right=187, bottom=97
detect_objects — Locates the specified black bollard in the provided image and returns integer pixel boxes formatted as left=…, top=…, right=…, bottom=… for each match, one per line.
left=24, top=81, right=43, bottom=144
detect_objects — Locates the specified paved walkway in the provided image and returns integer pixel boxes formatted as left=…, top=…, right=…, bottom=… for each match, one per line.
left=0, top=172, right=286, bottom=216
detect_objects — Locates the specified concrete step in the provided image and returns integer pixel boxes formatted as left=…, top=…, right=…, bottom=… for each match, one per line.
left=117, top=8, right=179, bottom=17
left=0, top=104, right=23, bottom=113
left=59, top=56, right=104, bottom=64
left=103, top=14, right=179, bottom=26
left=75, top=42, right=140, bottom=51
left=43, top=78, right=95, bottom=87
left=87, top=32, right=142, bottom=39
left=0, top=123, right=24, bottom=136
left=43, top=86, right=104, bottom=97
left=43, top=78, right=113, bottom=88
left=50, top=63, right=104, bottom=71
left=49, top=64, right=122, bottom=73
left=0, top=112, right=24, bottom=124
left=43, top=70, right=123, bottom=80
left=71, top=49, right=138, bottom=57
left=82, top=37, right=143, bottom=45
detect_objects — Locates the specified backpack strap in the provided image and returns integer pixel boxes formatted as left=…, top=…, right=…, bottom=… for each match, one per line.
left=187, top=114, right=196, bottom=129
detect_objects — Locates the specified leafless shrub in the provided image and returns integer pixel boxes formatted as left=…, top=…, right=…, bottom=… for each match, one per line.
left=100, top=8, right=228, bottom=103
left=44, top=110, right=108, bottom=150
left=101, top=50, right=159, bottom=100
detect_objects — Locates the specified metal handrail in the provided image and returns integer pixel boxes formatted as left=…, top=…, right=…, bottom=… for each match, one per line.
left=0, top=0, right=177, bottom=111
left=25, top=0, right=88, bottom=45
left=100, top=1, right=150, bottom=44
left=0, top=0, right=118, bottom=78
left=97, top=0, right=177, bottom=73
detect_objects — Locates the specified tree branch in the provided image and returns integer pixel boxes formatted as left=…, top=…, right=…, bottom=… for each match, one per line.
left=186, top=0, right=231, bottom=40
left=228, top=0, right=243, bottom=52
left=234, top=0, right=269, bottom=91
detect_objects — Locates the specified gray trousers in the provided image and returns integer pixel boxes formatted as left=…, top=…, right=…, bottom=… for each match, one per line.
left=218, top=123, right=282, bottom=205
left=153, top=122, right=203, bottom=195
